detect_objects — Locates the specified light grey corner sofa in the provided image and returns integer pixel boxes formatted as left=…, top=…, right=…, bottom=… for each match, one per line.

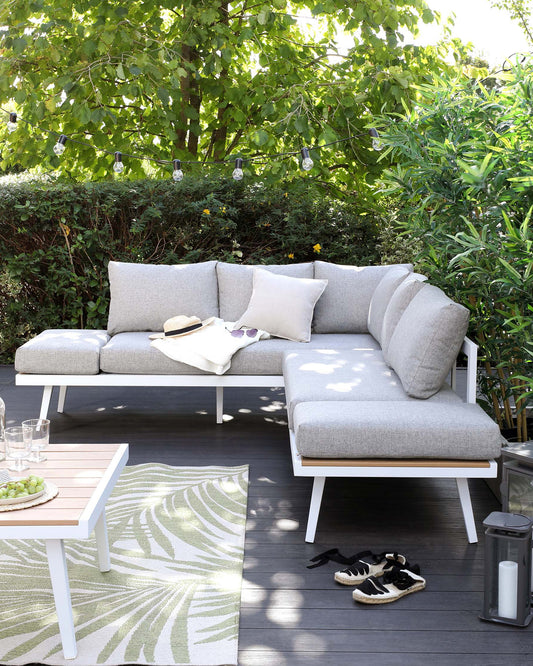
left=15, top=260, right=502, bottom=543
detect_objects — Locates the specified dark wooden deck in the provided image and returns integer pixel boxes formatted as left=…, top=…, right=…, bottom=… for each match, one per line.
left=1, top=366, right=529, bottom=665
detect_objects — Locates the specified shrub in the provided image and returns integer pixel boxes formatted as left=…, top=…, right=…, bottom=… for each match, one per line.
left=377, top=63, right=533, bottom=440
left=0, top=177, right=380, bottom=362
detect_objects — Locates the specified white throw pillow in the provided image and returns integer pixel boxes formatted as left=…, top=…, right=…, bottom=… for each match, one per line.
left=235, top=268, right=327, bottom=342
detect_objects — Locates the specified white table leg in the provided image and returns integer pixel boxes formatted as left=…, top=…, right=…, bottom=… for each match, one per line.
left=45, top=539, right=77, bottom=660
left=94, top=509, right=111, bottom=572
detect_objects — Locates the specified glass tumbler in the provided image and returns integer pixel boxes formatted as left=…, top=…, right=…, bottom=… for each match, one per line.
left=22, top=419, right=50, bottom=463
left=4, top=426, right=32, bottom=473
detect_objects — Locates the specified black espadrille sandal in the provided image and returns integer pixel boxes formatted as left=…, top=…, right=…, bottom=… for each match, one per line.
left=334, top=552, right=407, bottom=586
left=352, top=564, right=426, bottom=604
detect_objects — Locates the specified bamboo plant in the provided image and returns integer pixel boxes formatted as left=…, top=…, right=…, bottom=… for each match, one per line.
left=376, top=63, right=533, bottom=440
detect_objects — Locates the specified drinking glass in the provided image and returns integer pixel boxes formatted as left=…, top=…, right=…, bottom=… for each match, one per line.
left=4, top=426, right=32, bottom=473
left=22, top=418, right=50, bottom=463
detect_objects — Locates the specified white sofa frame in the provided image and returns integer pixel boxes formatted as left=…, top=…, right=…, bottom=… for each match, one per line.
left=16, top=337, right=496, bottom=544
left=289, top=337, right=497, bottom=544
left=16, top=373, right=283, bottom=425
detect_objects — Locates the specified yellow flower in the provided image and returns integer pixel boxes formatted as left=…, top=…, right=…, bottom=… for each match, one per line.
left=287, top=253, right=294, bottom=259
left=203, top=208, right=210, bottom=215
left=284, top=192, right=288, bottom=197
left=313, top=243, right=322, bottom=254
left=221, top=206, right=226, bottom=213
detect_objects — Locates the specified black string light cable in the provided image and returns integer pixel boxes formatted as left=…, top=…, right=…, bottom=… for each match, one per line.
left=1, top=106, right=381, bottom=178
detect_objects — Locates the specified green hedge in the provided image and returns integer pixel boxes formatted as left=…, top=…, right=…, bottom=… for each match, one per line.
left=0, top=177, right=381, bottom=362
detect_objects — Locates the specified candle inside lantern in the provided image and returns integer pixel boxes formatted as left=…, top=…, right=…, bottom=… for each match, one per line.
left=498, top=560, right=518, bottom=619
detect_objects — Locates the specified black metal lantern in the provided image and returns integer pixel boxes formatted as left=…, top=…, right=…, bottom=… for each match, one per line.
left=480, top=511, right=533, bottom=626
left=501, top=443, right=533, bottom=519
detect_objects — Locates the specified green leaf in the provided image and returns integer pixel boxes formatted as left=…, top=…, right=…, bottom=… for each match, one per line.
left=257, top=8, right=270, bottom=25
left=251, top=129, right=269, bottom=146
left=82, top=40, right=97, bottom=56
left=13, top=37, right=27, bottom=54
left=157, top=87, right=170, bottom=105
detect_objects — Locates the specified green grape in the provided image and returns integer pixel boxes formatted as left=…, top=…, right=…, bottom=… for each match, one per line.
left=0, top=476, right=46, bottom=499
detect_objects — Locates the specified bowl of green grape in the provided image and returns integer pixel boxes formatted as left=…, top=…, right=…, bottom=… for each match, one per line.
left=0, top=476, right=46, bottom=506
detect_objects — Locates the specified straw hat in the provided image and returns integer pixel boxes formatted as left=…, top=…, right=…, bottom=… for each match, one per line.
left=149, top=315, right=215, bottom=340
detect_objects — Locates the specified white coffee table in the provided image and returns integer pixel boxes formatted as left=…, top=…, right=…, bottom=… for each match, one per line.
left=0, top=442, right=129, bottom=659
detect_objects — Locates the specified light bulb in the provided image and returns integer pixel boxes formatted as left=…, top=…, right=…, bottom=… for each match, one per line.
left=53, top=135, right=67, bottom=156
left=300, top=147, right=313, bottom=171
left=172, top=159, right=183, bottom=182
left=232, top=158, right=243, bottom=180
left=6, top=112, right=17, bottom=133
left=369, top=128, right=383, bottom=151
left=113, top=151, right=124, bottom=173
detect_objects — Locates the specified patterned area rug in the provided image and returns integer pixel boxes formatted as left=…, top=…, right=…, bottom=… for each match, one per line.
left=0, top=463, right=249, bottom=666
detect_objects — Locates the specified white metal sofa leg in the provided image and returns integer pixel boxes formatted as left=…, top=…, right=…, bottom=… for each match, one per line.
left=57, top=386, right=67, bottom=413
left=216, top=387, right=224, bottom=424
left=305, top=476, right=326, bottom=543
left=39, top=386, right=53, bottom=420
left=456, top=477, right=478, bottom=543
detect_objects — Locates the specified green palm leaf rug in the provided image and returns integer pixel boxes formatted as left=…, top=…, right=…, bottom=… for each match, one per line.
left=0, top=463, right=248, bottom=666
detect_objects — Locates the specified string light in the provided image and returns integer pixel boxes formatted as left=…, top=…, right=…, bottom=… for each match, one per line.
left=2, top=108, right=379, bottom=176
left=53, top=134, right=67, bottom=156
left=232, top=158, right=244, bottom=180
left=369, top=128, right=383, bottom=151
left=7, top=112, right=17, bottom=133
left=172, top=159, right=183, bottom=181
left=113, top=151, right=124, bottom=173
left=300, top=147, right=314, bottom=171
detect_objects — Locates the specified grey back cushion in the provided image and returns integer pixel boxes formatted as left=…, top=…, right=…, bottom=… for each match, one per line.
left=313, top=262, right=413, bottom=334
left=386, top=284, right=470, bottom=399
left=217, top=262, right=314, bottom=321
left=367, top=267, right=411, bottom=344
left=381, top=273, right=428, bottom=359
left=107, top=261, right=219, bottom=335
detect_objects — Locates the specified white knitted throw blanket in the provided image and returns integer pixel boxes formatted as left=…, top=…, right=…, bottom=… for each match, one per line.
left=150, top=318, right=269, bottom=375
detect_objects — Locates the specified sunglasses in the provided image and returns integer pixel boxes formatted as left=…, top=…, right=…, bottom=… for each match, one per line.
left=230, top=328, right=258, bottom=338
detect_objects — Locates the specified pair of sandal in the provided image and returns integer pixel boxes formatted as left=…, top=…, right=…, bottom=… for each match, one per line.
left=309, top=549, right=426, bottom=604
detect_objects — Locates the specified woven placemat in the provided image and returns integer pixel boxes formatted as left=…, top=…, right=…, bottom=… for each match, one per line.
left=0, top=481, right=58, bottom=512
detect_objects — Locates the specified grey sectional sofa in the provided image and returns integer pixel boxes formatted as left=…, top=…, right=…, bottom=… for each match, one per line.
left=15, top=260, right=502, bottom=542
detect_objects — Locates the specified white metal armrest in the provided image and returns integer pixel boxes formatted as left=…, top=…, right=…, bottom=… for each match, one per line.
left=461, top=337, right=478, bottom=404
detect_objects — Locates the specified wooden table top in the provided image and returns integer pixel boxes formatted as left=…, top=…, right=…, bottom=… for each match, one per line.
left=0, top=443, right=127, bottom=528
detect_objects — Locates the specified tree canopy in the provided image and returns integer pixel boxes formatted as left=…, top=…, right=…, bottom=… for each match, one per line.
left=0, top=0, right=451, bottom=192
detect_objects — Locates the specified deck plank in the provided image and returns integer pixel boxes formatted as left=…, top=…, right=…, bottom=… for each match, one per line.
left=2, top=369, right=522, bottom=665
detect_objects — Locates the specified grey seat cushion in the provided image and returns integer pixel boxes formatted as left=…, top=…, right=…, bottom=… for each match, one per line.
left=312, top=262, right=413, bottom=334
left=101, top=332, right=379, bottom=376
left=293, top=400, right=502, bottom=460
left=217, top=262, right=314, bottom=322
left=231, top=334, right=380, bottom=375
left=282, top=348, right=461, bottom=429
left=15, top=329, right=109, bottom=375
left=100, top=332, right=210, bottom=374
left=367, top=266, right=411, bottom=344
left=386, top=284, right=470, bottom=399
left=107, top=261, right=219, bottom=335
